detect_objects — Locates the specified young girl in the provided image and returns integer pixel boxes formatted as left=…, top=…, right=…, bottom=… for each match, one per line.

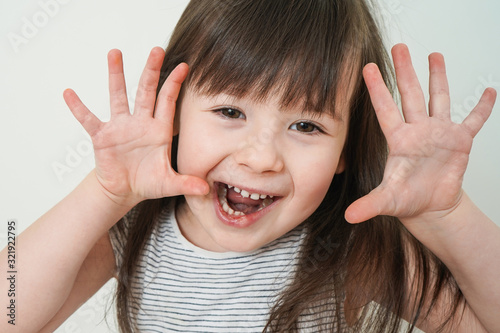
left=2, top=0, right=499, bottom=332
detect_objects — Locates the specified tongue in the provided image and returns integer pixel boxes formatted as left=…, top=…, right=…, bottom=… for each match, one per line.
left=226, top=187, right=263, bottom=214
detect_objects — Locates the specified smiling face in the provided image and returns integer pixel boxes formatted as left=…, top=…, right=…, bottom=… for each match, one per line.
left=175, top=87, right=349, bottom=253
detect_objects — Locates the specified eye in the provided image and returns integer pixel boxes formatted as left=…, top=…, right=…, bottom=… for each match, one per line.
left=216, top=107, right=245, bottom=119
left=290, top=121, right=322, bottom=134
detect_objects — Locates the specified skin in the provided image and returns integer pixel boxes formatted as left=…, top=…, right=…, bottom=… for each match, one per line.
left=346, top=45, right=496, bottom=223
left=175, top=89, right=347, bottom=253
left=351, top=44, right=500, bottom=332
left=0, top=44, right=498, bottom=332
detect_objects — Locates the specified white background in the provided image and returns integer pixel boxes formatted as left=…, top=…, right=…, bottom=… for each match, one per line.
left=0, top=0, right=499, bottom=332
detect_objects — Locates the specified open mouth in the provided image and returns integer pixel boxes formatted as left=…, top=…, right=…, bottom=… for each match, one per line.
left=216, top=182, right=278, bottom=218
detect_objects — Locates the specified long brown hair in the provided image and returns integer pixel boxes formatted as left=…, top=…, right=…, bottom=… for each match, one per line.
left=114, top=1, right=464, bottom=332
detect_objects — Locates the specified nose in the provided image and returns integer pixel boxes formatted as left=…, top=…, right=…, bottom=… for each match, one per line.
left=233, top=129, right=284, bottom=174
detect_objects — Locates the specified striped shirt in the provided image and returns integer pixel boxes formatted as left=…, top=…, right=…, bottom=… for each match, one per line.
left=109, top=202, right=348, bottom=332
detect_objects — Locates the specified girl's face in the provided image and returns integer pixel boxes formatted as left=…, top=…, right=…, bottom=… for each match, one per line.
left=175, top=86, right=348, bottom=253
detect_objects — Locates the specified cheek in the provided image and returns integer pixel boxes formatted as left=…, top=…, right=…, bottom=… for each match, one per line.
left=177, top=131, right=208, bottom=177
left=176, top=118, right=227, bottom=178
left=291, top=151, right=341, bottom=210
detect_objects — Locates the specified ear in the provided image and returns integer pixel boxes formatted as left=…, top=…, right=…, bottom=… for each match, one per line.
left=335, top=150, right=346, bottom=174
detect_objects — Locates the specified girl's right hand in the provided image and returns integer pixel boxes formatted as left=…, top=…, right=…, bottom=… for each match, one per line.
left=63, top=47, right=209, bottom=207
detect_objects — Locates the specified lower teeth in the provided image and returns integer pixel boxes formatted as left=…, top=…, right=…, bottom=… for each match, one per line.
left=218, top=186, right=272, bottom=216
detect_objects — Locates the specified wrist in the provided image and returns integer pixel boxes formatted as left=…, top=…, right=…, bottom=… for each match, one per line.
left=400, top=191, right=494, bottom=263
left=79, top=170, right=140, bottom=231
left=89, top=169, right=143, bottom=210
left=400, top=189, right=467, bottom=233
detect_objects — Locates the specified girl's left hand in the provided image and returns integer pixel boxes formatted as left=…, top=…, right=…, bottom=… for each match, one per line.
left=345, top=43, right=497, bottom=224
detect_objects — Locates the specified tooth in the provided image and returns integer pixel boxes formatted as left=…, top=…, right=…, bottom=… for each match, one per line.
left=262, top=197, right=273, bottom=208
left=250, top=193, right=260, bottom=200
left=228, top=207, right=234, bottom=215
left=234, top=187, right=241, bottom=193
left=218, top=186, right=228, bottom=206
left=227, top=184, right=233, bottom=189
left=234, top=211, right=243, bottom=216
left=223, top=202, right=230, bottom=213
left=240, top=190, right=250, bottom=198
left=218, top=186, right=227, bottom=197
left=259, top=194, right=267, bottom=199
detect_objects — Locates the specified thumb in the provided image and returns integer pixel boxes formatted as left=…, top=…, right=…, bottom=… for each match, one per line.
left=344, top=187, right=393, bottom=224
left=166, top=174, right=210, bottom=197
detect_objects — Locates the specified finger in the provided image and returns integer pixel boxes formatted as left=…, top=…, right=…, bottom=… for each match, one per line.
left=428, top=52, right=450, bottom=119
left=462, top=87, right=497, bottom=137
left=63, top=89, right=102, bottom=137
left=134, top=47, right=166, bottom=117
left=165, top=174, right=210, bottom=197
left=391, top=44, right=427, bottom=122
left=108, top=49, right=130, bottom=118
left=363, top=63, right=404, bottom=137
left=154, top=63, right=189, bottom=124
left=344, top=187, right=393, bottom=224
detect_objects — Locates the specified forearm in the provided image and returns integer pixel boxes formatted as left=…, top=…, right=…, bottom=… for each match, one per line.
left=403, top=192, right=500, bottom=332
left=0, top=170, right=135, bottom=331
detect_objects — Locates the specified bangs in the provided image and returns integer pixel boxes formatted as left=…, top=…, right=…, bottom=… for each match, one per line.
left=180, top=0, right=362, bottom=116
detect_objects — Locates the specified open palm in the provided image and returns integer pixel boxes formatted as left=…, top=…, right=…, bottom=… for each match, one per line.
left=346, top=44, right=497, bottom=223
left=63, top=48, right=208, bottom=206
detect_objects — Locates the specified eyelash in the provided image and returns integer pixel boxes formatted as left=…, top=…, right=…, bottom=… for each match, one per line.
left=213, top=107, right=324, bottom=135
left=289, top=121, right=324, bottom=135
left=213, top=107, right=245, bottom=119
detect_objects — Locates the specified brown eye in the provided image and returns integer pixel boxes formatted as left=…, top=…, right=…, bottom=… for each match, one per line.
left=291, top=121, right=317, bottom=133
left=221, top=108, right=243, bottom=119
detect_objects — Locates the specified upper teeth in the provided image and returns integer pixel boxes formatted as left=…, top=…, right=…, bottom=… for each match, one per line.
left=228, top=185, right=273, bottom=200
left=218, top=184, right=275, bottom=217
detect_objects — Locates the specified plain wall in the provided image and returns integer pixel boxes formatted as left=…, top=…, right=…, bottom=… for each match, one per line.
left=1, top=0, right=498, bottom=331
